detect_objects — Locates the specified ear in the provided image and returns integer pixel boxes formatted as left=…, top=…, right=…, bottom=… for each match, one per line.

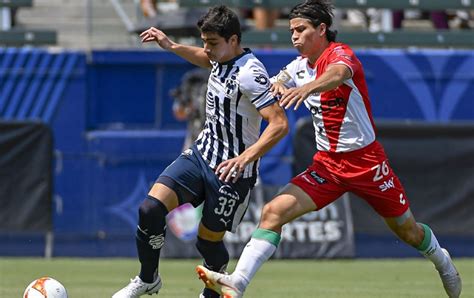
left=319, top=23, right=327, bottom=37
left=230, top=34, right=239, bottom=45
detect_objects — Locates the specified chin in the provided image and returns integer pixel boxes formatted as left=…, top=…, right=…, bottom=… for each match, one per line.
left=294, top=45, right=304, bottom=52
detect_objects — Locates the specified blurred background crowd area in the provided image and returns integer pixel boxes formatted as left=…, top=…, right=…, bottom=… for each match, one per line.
left=2, top=0, right=473, bottom=49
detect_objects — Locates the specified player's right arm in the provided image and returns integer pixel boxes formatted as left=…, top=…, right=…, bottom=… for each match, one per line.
left=270, top=60, right=298, bottom=97
left=140, top=27, right=212, bottom=69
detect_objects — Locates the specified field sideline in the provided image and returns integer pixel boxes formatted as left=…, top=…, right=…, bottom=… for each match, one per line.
left=1, top=258, right=472, bottom=297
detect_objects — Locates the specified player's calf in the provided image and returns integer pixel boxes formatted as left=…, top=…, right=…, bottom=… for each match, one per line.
left=136, top=196, right=168, bottom=283
left=196, top=237, right=229, bottom=297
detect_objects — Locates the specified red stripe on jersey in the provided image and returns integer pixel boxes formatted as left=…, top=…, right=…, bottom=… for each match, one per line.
left=314, top=42, right=376, bottom=152
left=320, top=84, right=352, bottom=152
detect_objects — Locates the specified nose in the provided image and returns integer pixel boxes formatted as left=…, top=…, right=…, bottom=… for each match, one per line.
left=203, top=44, right=211, bottom=53
left=292, top=32, right=299, bottom=43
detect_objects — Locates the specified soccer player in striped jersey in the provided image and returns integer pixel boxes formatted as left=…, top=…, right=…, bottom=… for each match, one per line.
left=112, top=5, right=288, bottom=298
left=196, top=1, right=462, bottom=297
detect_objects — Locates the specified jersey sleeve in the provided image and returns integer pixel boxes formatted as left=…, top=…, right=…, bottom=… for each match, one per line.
left=327, top=45, right=360, bottom=78
left=240, top=64, right=277, bottom=110
left=270, top=59, right=298, bottom=88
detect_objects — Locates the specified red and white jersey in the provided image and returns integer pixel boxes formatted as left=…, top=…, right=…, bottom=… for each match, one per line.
left=273, top=42, right=376, bottom=152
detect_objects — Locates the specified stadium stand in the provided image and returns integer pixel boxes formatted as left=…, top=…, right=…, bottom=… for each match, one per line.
left=179, top=0, right=474, bottom=10
left=242, top=30, right=474, bottom=47
left=15, top=0, right=142, bottom=49
left=0, top=0, right=56, bottom=46
left=8, top=0, right=473, bottom=49
left=176, top=0, right=474, bottom=47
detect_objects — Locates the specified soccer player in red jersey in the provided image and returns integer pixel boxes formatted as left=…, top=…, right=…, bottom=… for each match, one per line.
left=196, top=1, right=462, bottom=297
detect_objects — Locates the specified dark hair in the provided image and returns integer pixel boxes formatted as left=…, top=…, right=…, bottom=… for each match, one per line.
left=197, top=5, right=241, bottom=43
left=289, top=0, right=337, bottom=42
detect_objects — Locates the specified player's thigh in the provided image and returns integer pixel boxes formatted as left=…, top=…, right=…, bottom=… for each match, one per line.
left=259, top=183, right=317, bottom=230
left=351, top=177, right=409, bottom=217
left=290, top=162, right=346, bottom=211
left=155, top=148, right=206, bottom=208
left=200, top=175, right=256, bottom=234
left=349, top=154, right=410, bottom=218
left=148, top=182, right=179, bottom=211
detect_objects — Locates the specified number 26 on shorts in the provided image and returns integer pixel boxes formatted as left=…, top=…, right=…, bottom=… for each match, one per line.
left=371, top=160, right=390, bottom=182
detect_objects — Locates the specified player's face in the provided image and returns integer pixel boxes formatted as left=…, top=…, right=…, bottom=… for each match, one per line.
left=201, top=32, right=239, bottom=63
left=289, top=18, right=326, bottom=58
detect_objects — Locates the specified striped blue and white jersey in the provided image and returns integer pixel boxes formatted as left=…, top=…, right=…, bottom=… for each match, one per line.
left=195, top=49, right=277, bottom=178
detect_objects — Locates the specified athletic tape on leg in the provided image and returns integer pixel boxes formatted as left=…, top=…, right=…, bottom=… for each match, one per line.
left=416, top=223, right=432, bottom=252
left=252, top=228, right=281, bottom=247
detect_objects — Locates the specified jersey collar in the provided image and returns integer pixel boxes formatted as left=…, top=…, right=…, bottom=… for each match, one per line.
left=219, top=48, right=251, bottom=65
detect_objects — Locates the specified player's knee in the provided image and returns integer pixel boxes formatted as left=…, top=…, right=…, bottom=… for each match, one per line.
left=195, top=237, right=229, bottom=273
left=260, top=202, right=284, bottom=229
left=138, top=196, right=169, bottom=220
left=136, top=196, right=168, bottom=244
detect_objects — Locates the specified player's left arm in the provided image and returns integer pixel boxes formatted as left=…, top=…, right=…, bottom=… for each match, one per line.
left=216, top=102, right=288, bottom=182
left=141, top=27, right=211, bottom=68
left=280, top=64, right=352, bottom=110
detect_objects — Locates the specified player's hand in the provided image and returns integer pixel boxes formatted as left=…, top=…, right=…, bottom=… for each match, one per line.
left=270, top=82, right=287, bottom=97
left=279, top=85, right=312, bottom=110
left=140, top=27, right=174, bottom=50
left=215, top=157, right=248, bottom=183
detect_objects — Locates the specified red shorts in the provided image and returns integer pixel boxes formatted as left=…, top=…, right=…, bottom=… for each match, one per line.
left=291, top=141, right=410, bottom=218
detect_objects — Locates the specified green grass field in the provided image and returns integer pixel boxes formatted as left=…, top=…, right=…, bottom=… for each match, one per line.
left=1, top=258, right=472, bottom=297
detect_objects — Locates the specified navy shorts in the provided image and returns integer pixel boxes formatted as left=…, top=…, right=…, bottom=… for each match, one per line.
left=157, top=146, right=256, bottom=233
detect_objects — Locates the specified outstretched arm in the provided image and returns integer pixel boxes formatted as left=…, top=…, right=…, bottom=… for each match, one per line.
left=279, top=64, right=352, bottom=110
left=216, top=102, right=289, bottom=183
left=141, top=27, right=212, bottom=69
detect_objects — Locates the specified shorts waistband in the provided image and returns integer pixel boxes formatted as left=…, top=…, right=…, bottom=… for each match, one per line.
left=317, top=141, right=379, bottom=159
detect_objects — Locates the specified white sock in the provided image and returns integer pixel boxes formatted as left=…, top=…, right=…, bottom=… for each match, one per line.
left=231, top=238, right=277, bottom=292
left=417, top=223, right=452, bottom=272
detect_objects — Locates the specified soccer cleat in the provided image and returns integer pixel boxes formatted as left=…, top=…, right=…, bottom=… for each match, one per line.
left=438, top=248, right=462, bottom=298
left=112, top=275, right=162, bottom=298
left=221, top=287, right=242, bottom=298
left=196, top=265, right=243, bottom=298
left=199, top=264, right=228, bottom=298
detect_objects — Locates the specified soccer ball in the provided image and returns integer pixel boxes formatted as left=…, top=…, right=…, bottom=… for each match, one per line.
left=23, top=277, right=68, bottom=298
